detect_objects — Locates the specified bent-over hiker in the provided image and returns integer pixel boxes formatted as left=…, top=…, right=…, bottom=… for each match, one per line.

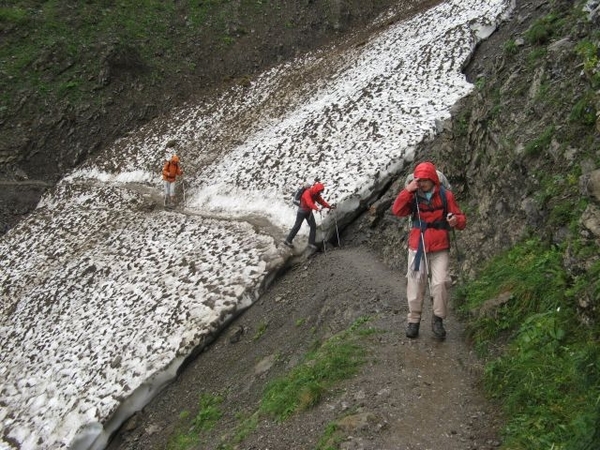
left=392, top=161, right=466, bottom=339
left=162, top=154, right=183, bottom=206
left=284, top=180, right=335, bottom=250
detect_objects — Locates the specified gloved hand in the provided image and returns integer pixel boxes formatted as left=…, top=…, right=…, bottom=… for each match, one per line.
left=447, top=213, right=458, bottom=228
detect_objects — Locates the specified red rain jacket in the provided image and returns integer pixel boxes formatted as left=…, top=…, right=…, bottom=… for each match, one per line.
left=300, top=182, right=331, bottom=212
left=392, top=162, right=466, bottom=253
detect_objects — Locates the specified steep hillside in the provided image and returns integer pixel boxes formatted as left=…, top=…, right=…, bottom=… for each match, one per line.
left=2, top=0, right=599, bottom=449
left=0, top=0, right=435, bottom=232
left=109, top=1, right=600, bottom=450
left=367, top=0, right=600, bottom=446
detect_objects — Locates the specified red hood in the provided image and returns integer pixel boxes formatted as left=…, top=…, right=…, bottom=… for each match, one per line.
left=413, top=162, right=440, bottom=186
left=310, top=182, right=325, bottom=195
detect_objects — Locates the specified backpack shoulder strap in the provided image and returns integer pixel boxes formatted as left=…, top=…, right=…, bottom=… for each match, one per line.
left=411, top=185, right=448, bottom=216
left=439, top=185, right=447, bottom=216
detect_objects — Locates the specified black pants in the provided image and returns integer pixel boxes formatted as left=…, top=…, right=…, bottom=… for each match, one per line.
left=286, top=210, right=316, bottom=245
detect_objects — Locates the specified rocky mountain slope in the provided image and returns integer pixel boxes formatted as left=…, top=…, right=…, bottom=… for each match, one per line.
left=0, top=0, right=428, bottom=232
left=2, top=0, right=599, bottom=448
left=109, top=0, right=600, bottom=449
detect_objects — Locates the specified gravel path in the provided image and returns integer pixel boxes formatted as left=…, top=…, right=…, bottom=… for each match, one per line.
left=108, top=239, right=502, bottom=450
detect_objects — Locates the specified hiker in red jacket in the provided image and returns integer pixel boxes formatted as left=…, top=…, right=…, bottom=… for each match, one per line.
left=392, top=162, right=466, bottom=339
left=284, top=180, right=334, bottom=250
left=162, top=154, right=183, bottom=206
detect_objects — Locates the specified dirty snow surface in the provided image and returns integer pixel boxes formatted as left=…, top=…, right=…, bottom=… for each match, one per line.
left=0, top=1, right=511, bottom=449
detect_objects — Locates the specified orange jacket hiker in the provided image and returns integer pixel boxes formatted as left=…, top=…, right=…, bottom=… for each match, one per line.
left=162, top=155, right=182, bottom=182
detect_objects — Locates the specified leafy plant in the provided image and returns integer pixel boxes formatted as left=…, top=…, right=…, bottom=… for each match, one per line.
left=575, top=40, right=600, bottom=88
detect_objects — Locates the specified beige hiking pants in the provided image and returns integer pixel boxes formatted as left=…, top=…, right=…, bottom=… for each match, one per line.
left=406, top=249, right=451, bottom=323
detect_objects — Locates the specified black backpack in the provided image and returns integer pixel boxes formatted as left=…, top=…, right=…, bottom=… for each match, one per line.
left=292, top=186, right=307, bottom=206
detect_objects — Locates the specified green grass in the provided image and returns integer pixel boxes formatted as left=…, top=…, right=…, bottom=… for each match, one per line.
left=259, top=317, right=375, bottom=421
left=253, top=320, right=269, bottom=340
left=0, top=0, right=267, bottom=113
left=456, top=238, right=567, bottom=350
left=503, top=39, right=518, bottom=55
left=570, top=91, right=597, bottom=126
left=576, top=40, right=600, bottom=89
left=486, top=315, right=600, bottom=449
left=316, top=422, right=344, bottom=450
left=166, top=317, right=378, bottom=449
left=524, top=12, right=563, bottom=45
left=167, top=393, right=224, bottom=450
left=455, top=238, right=600, bottom=449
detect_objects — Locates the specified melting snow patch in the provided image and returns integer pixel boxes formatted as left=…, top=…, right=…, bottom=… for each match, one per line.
left=0, top=1, right=512, bottom=448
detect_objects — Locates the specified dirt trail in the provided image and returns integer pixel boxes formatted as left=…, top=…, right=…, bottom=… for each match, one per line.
left=109, top=243, right=502, bottom=450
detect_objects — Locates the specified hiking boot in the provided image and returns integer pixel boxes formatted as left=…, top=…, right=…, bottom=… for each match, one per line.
left=283, top=240, right=294, bottom=248
left=406, top=322, right=420, bottom=339
left=432, top=315, right=446, bottom=339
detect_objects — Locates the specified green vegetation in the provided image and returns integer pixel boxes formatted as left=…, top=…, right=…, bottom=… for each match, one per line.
left=576, top=40, right=600, bottom=88
left=527, top=46, right=547, bottom=66
left=253, top=320, right=269, bottom=340
left=316, top=422, right=344, bottom=450
left=524, top=12, right=563, bottom=45
left=470, top=11, right=600, bottom=444
left=0, top=0, right=265, bottom=110
left=167, top=393, right=224, bottom=450
left=523, top=125, right=554, bottom=157
left=167, top=317, right=378, bottom=449
left=570, top=91, right=597, bottom=126
left=260, top=317, right=375, bottom=421
left=475, top=76, right=486, bottom=91
left=227, top=411, right=259, bottom=447
left=455, top=110, right=471, bottom=137
left=503, top=39, right=518, bottom=56
left=455, top=238, right=600, bottom=449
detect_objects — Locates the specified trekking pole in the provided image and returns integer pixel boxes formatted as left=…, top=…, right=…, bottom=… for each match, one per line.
left=182, top=177, right=186, bottom=206
left=447, top=213, right=462, bottom=263
left=334, top=214, right=341, bottom=247
left=451, top=226, right=461, bottom=262
left=319, top=210, right=327, bottom=253
left=414, top=195, right=432, bottom=296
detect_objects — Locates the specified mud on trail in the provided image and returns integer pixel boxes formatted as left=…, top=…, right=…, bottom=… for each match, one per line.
left=109, top=238, right=502, bottom=450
